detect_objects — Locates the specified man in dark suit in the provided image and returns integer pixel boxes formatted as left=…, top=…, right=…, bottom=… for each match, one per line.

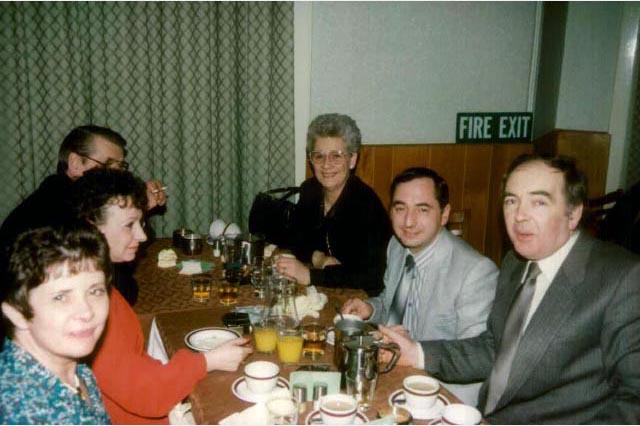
left=381, top=154, right=640, bottom=424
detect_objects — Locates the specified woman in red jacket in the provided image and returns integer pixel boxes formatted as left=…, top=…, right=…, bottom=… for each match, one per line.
left=73, top=168, right=252, bottom=424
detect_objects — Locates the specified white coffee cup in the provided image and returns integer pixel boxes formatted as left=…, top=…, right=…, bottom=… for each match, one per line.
left=402, top=375, right=440, bottom=410
left=441, top=403, right=482, bottom=425
left=319, top=394, right=358, bottom=425
left=244, top=361, right=280, bottom=394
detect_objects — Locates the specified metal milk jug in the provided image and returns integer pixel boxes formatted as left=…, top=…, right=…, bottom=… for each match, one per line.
left=341, top=335, right=400, bottom=409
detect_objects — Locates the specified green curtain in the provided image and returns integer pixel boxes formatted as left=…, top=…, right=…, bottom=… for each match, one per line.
left=0, top=2, right=295, bottom=236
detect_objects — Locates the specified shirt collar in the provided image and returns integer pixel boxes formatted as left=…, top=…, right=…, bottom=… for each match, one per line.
left=405, top=228, right=443, bottom=270
left=526, top=231, right=580, bottom=283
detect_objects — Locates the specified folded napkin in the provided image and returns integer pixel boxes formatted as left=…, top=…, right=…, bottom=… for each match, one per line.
left=177, top=260, right=214, bottom=275
left=295, top=286, right=328, bottom=319
left=157, top=248, right=178, bottom=268
left=219, top=388, right=289, bottom=425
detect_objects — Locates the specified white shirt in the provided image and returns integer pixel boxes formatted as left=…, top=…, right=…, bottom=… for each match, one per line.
left=415, top=231, right=580, bottom=369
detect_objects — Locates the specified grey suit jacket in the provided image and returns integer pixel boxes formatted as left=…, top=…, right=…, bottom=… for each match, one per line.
left=423, top=232, right=640, bottom=424
left=367, top=229, right=498, bottom=404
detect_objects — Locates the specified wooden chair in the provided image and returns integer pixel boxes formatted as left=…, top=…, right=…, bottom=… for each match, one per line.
left=447, top=209, right=470, bottom=240
left=584, top=189, right=624, bottom=237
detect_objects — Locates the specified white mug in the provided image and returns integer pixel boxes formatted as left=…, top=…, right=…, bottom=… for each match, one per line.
left=402, top=375, right=440, bottom=410
left=441, top=403, right=482, bottom=425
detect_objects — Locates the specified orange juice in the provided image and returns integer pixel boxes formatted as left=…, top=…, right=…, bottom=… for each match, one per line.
left=277, top=333, right=303, bottom=363
left=254, top=327, right=278, bottom=353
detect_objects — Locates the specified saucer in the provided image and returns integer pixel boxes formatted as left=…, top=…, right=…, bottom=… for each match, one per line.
left=185, top=327, right=240, bottom=352
left=304, top=409, right=368, bottom=425
left=231, top=376, right=289, bottom=403
left=388, top=389, right=449, bottom=420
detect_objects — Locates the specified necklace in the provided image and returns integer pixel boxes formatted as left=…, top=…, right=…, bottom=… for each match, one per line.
left=61, top=374, right=91, bottom=403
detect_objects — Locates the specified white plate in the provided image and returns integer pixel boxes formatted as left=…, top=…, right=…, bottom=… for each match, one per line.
left=184, top=327, right=240, bottom=352
left=388, top=389, right=449, bottom=420
left=231, top=376, right=290, bottom=403
left=304, top=409, right=368, bottom=425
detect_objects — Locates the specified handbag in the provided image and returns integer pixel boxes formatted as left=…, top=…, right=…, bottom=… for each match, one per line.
left=248, top=186, right=300, bottom=247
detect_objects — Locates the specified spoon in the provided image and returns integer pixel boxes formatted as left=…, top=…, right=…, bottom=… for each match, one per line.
left=335, top=304, right=345, bottom=321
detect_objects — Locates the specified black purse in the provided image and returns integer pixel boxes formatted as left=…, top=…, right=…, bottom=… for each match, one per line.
left=248, top=187, right=300, bottom=247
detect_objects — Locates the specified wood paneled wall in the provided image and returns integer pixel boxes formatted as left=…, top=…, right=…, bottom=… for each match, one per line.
left=306, top=143, right=533, bottom=266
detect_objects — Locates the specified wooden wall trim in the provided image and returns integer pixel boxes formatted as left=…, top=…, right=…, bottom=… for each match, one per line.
left=306, top=142, right=533, bottom=266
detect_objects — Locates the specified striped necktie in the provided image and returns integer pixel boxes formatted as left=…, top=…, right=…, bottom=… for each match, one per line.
left=387, top=254, right=415, bottom=326
left=484, top=262, right=541, bottom=414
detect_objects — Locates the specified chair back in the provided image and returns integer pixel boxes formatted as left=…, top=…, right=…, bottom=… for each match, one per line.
left=448, top=209, right=470, bottom=240
left=584, top=189, right=624, bottom=237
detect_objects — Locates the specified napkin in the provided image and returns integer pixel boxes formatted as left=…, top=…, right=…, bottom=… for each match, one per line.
left=157, top=248, right=178, bottom=268
left=219, top=388, right=289, bottom=425
left=177, top=260, right=214, bottom=275
left=295, top=286, right=328, bottom=319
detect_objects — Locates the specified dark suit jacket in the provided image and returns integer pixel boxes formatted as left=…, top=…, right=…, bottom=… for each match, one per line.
left=423, top=232, right=640, bottom=424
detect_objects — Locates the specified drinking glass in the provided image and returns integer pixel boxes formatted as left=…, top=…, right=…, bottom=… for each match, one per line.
left=266, top=396, right=298, bottom=425
left=218, top=279, right=239, bottom=306
left=276, top=328, right=303, bottom=363
left=250, top=263, right=268, bottom=300
left=191, top=274, right=212, bottom=303
left=302, top=322, right=327, bottom=359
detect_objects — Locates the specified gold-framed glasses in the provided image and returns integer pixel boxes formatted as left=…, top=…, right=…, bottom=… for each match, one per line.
left=308, top=150, right=350, bottom=165
left=81, top=155, right=129, bottom=171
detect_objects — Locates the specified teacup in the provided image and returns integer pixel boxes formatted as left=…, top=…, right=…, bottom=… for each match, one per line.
left=402, top=375, right=440, bottom=410
left=319, top=394, right=358, bottom=425
left=244, top=361, right=280, bottom=394
left=441, top=403, right=482, bottom=425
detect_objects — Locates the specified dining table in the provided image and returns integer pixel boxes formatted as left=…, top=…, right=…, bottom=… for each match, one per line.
left=134, top=238, right=474, bottom=425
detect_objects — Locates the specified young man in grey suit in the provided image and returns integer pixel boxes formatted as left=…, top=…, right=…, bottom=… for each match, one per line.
left=342, top=167, right=499, bottom=405
left=382, top=155, right=640, bottom=424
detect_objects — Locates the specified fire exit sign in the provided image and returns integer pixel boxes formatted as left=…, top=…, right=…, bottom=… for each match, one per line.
left=456, top=112, right=532, bottom=143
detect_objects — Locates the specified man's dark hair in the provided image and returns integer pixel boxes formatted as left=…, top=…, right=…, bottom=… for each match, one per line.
left=57, top=125, right=128, bottom=175
left=1, top=223, right=111, bottom=337
left=502, top=153, right=588, bottom=209
left=390, top=167, right=449, bottom=209
left=71, top=168, right=148, bottom=226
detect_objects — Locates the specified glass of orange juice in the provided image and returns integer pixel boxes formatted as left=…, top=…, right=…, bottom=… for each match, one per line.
left=254, top=320, right=278, bottom=353
left=276, top=328, right=303, bottom=363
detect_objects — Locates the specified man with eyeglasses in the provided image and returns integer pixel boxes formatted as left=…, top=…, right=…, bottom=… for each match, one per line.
left=0, top=125, right=166, bottom=304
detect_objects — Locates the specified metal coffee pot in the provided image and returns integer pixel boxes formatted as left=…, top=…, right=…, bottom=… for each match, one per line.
left=341, top=335, right=400, bottom=377
left=333, top=318, right=369, bottom=370
left=341, top=335, right=400, bottom=408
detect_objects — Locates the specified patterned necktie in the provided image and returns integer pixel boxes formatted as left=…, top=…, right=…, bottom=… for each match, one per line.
left=484, top=262, right=541, bottom=414
left=387, top=254, right=415, bottom=326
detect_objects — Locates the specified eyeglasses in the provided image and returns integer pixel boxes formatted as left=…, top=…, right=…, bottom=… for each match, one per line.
left=308, top=150, right=351, bottom=165
left=81, top=155, right=129, bottom=171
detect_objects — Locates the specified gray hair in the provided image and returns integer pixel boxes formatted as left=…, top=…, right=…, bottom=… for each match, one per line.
left=306, top=113, right=362, bottom=154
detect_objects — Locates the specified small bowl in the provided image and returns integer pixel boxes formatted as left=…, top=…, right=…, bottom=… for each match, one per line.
left=181, top=233, right=203, bottom=256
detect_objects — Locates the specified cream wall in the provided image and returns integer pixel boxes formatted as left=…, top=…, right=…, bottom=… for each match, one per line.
left=294, top=2, right=638, bottom=190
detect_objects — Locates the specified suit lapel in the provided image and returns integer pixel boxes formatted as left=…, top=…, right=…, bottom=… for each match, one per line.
left=497, top=233, right=592, bottom=408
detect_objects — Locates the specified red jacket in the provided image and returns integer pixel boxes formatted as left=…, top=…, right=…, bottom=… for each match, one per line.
left=92, top=289, right=206, bottom=424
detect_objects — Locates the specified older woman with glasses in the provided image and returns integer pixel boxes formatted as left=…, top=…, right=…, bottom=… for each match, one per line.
left=0, top=224, right=112, bottom=424
left=275, top=113, right=391, bottom=296
left=71, top=168, right=252, bottom=424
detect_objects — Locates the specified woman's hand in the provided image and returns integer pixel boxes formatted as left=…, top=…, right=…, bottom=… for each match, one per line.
left=275, top=256, right=311, bottom=285
left=312, top=251, right=341, bottom=269
left=145, top=180, right=167, bottom=210
left=203, top=337, right=253, bottom=372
